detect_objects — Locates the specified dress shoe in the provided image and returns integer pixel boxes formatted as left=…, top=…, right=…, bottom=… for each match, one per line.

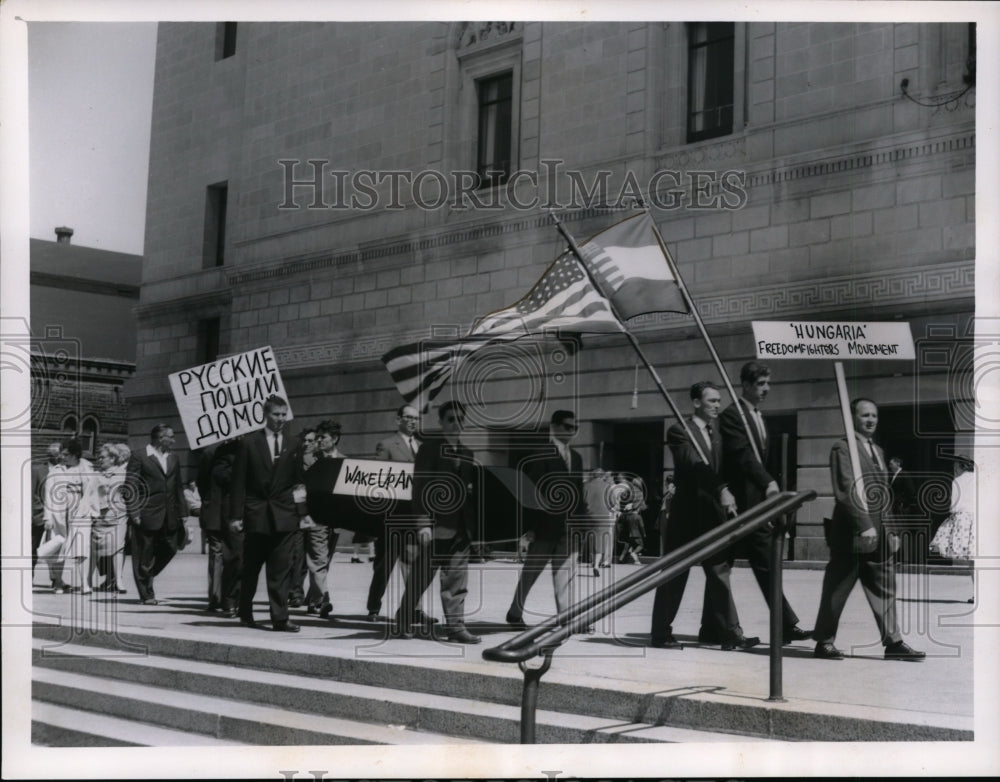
left=592, top=567, right=601, bottom=578
left=884, top=640, right=926, bottom=661
left=782, top=625, right=813, bottom=644
left=366, top=612, right=380, bottom=622
left=306, top=603, right=319, bottom=615
left=721, top=634, right=760, bottom=651
left=505, top=613, right=528, bottom=631
left=239, top=616, right=263, bottom=629
left=697, top=628, right=722, bottom=644
left=319, top=600, right=333, bottom=619
left=650, top=634, right=683, bottom=649
left=272, top=620, right=301, bottom=633
left=287, top=597, right=304, bottom=608
left=222, top=608, right=238, bottom=618
left=140, top=598, right=159, bottom=606
left=413, top=609, right=439, bottom=625
left=813, top=642, right=845, bottom=660
left=444, top=626, right=481, bottom=644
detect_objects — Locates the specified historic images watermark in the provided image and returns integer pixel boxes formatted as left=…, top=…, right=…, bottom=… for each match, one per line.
left=277, top=158, right=749, bottom=212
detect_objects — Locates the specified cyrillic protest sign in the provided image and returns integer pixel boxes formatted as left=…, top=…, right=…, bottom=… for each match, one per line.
left=333, top=458, right=413, bottom=500
left=751, top=321, right=915, bottom=360
left=169, top=346, right=293, bottom=448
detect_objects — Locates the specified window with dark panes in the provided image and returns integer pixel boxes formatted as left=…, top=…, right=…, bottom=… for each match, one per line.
left=476, top=72, right=513, bottom=187
left=203, top=182, right=228, bottom=268
left=196, top=318, right=221, bottom=365
left=216, top=22, right=237, bottom=60
left=687, top=22, right=735, bottom=143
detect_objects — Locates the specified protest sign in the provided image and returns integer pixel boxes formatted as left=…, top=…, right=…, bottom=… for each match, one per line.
left=333, top=458, right=414, bottom=500
left=751, top=321, right=915, bottom=360
left=168, top=346, right=292, bottom=448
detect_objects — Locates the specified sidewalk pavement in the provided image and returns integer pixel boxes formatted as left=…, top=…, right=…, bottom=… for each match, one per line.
left=28, top=543, right=976, bottom=739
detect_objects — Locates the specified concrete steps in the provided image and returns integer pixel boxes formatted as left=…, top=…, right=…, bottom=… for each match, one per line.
left=30, top=629, right=772, bottom=745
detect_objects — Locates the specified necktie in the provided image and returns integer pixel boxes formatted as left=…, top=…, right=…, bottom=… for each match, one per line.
left=273, top=433, right=281, bottom=459
left=409, top=436, right=418, bottom=455
left=753, top=407, right=766, bottom=443
left=704, top=423, right=713, bottom=451
left=868, top=441, right=882, bottom=471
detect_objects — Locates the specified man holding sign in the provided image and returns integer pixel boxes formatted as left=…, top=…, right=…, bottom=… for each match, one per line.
left=230, top=395, right=308, bottom=633
left=813, top=398, right=925, bottom=662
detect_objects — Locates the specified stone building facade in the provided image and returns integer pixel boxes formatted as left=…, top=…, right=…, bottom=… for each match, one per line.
left=128, top=21, right=976, bottom=559
left=30, top=230, right=140, bottom=460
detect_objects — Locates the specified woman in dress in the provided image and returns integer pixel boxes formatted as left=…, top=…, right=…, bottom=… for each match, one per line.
left=92, top=442, right=130, bottom=593
left=931, top=455, right=976, bottom=602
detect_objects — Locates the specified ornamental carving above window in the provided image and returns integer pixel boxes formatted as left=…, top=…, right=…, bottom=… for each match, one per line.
left=459, top=22, right=520, bottom=49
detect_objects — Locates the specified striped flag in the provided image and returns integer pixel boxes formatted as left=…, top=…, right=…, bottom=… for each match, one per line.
left=383, top=250, right=624, bottom=409
left=577, top=213, right=690, bottom=319
left=471, top=251, right=625, bottom=337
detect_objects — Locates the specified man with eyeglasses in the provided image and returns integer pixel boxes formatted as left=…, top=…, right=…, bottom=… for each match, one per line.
left=505, top=409, right=585, bottom=632
left=393, top=400, right=481, bottom=643
left=366, top=405, right=431, bottom=623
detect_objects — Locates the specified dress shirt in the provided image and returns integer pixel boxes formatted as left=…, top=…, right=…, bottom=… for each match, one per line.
left=549, top=435, right=571, bottom=470
left=146, top=443, right=169, bottom=473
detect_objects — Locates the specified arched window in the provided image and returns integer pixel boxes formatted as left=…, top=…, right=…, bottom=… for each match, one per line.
left=60, top=414, right=78, bottom=438
left=80, top=416, right=100, bottom=457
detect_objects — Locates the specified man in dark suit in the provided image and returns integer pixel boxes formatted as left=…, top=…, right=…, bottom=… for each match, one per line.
left=394, top=400, right=480, bottom=643
left=365, top=404, right=425, bottom=622
left=505, top=409, right=584, bottom=631
left=813, top=398, right=925, bottom=661
left=649, top=381, right=758, bottom=650
left=229, top=395, right=306, bottom=632
left=196, top=438, right=242, bottom=614
left=126, top=424, right=187, bottom=605
left=705, top=361, right=810, bottom=644
left=887, top=456, right=917, bottom=520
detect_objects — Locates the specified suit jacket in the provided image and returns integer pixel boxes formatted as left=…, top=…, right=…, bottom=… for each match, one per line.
left=374, top=432, right=419, bottom=463
left=412, top=435, right=479, bottom=539
left=125, top=450, right=185, bottom=532
left=196, top=440, right=238, bottom=532
left=229, top=428, right=304, bottom=534
left=720, top=399, right=774, bottom=513
left=827, top=435, right=890, bottom=554
left=665, top=418, right=726, bottom=548
left=888, top=469, right=917, bottom=518
left=520, top=442, right=583, bottom=541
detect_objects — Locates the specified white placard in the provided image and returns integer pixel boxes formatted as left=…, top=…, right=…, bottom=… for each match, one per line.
left=751, top=321, right=915, bottom=360
left=168, top=345, right=293, bottom=448
left=333, top=458, right=413, bottom=500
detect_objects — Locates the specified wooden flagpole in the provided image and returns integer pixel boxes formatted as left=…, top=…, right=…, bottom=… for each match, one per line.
left=550, top=211, right=710, bottom=466
left=638, top=201, right=765, bottom=466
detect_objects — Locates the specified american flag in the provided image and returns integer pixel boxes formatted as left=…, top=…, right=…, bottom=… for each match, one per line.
left=382, top=251, right=623, bottom=410
left=471, top=251, right=625, bottom=337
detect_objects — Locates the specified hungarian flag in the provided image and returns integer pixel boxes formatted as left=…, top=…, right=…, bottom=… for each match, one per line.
left=577, top=213, right=690, bottom=319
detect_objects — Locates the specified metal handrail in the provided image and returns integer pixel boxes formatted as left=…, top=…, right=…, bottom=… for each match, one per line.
left=482, top=489, right=817, bottom=742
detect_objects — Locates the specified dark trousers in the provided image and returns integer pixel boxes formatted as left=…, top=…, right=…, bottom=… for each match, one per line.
left=813, top=549, right=901, bottom=646
left=32, top=523, right=45, bottom=573
left=204, top=525, right=244, bottom=610
left=130, top=523, right=180, bottom=602
left=651, top=551, right=738, bottom=645
left=366, top=526, right=419, bottom=615
left=287, top=529, right=305, bottom=603
left=239, top=530, right=296, bottom=624
left=700, top=525, right=799, bottom=637
left=398, top=534, right=470, bottom=628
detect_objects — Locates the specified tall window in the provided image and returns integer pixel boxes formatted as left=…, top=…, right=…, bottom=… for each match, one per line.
left=203, top=182, right=228, bottom=268
left=80, top=416, right=99, bottom=456
left=687, top=22, right=735, bottom=143
left=196, top=318, right=221, bottom=365
left=216, top=22, right=237, bottom=60
left=476, top=72, right=513, bottom=188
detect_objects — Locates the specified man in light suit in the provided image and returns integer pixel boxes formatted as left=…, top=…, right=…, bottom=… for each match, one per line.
left=126, top=424, right=187, bottom=605
left=813, top=398, right=925, bottom=661
left=230, top=395, right=307, bottom=632
left=365, top=404, right=425, bottom=622
left=649, top=382, right=758, bottom=650
left=505, top=409, right=585, bottom=631
left=703, top=361, right=810, bottom=645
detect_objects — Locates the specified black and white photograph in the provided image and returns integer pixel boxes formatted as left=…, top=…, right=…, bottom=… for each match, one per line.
left=2, top=0, right=998, bottom=778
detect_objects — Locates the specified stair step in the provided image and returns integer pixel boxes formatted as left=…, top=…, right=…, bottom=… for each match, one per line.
left=33, top=666, right=484, bottom=746
left=32, top=702, right=243, bottom=747
left=33, top=641, right=768, bottom=743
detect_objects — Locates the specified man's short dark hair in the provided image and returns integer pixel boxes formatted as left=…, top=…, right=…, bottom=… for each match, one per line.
left=397, top=404, right=416, bottom=417
left=438, top=400, right=466, bottom=420
left=150, top=423, right=172, bottom=442
left=61, top=437, right=83, bottom=459
left=740, top=361, right=770, bottom=385
left=850, top=397, right=877, bottom=414
left=551, top=409, right=575, bottom=427
left=264, top=395, right=289, bottom=413
left=690, top=380, right=719, bottom=401
left=316, top=419, right=341, bottom=437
